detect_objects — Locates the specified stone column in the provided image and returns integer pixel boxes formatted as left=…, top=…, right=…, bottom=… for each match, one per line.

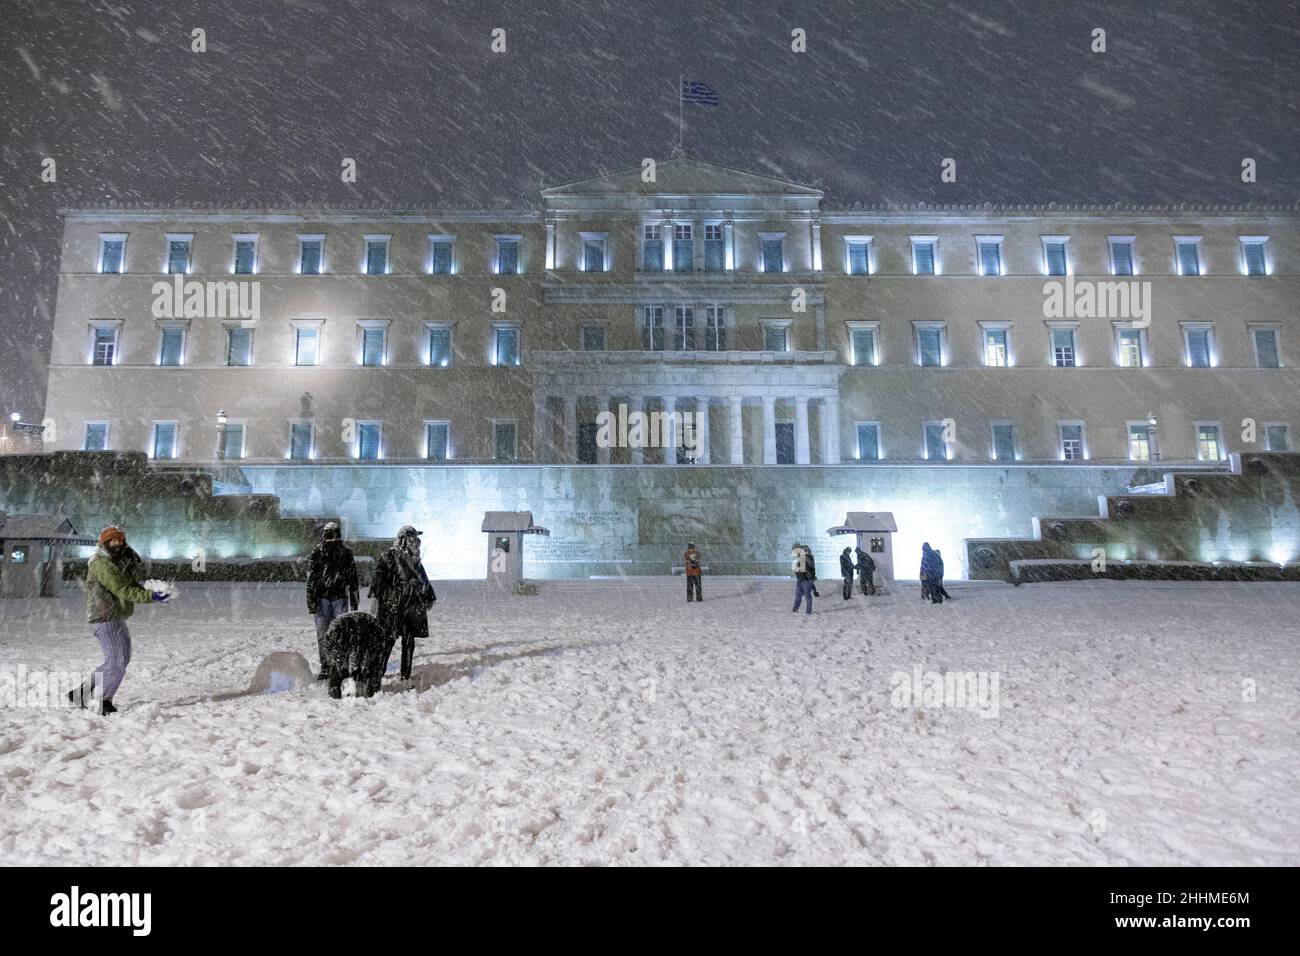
left=795, top=396, right=811, bottom=464
left=662, top=395, right=678, bottom=465
left=821, top=396, right=841, bottom=464
left=532, top=394, right=550, bottom=464
left=694, top=396, right=710, bottom=464
left=562, top=395, right=578, bottom=464
left=663, top=218, right=675, bottom=272
left=762, top=396, right=777, bottom=465
left=595, top=394, right=611, bottom=465
left=630, top=394, right=645, bottom=465
left=729, top=396, right=744, bottom=464
left=815, top=301, right=827, bottom=351
left=723, top=220, right=735, bottom=271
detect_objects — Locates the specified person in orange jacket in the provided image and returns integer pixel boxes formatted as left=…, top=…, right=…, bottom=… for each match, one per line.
left=683, top=542, right=703, bottom=602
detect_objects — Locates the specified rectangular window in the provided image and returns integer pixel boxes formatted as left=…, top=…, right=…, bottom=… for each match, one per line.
left=846, top=239, right=871, bottom=275
left=1185, top=327, right=1212, bottom=367
left=581, top=235, right=605, bottom=272
left=911, top=238, right=936, bottom=275
left=1051, top=328, right=1076, bottom=367
left=99, top=236, right=125, bottom=274
left=1110, top=238, right=1135, bottom=276
left=761, top=236, right=784, bottom=273
left=91, top=326, right=118, bottom=366
left=917, top=327, right=943, bottom=367
left=426, top=421, right=450, bottom=461
left=642, top=224, right=664, bottom=271
left=356, top=422, right=381, bottom=460
left=581, top=325, right=606, bottom=351
left=364, top=237, right=389, bottom=275
left=924, top=422, right=950, bottom=461
left=1175, top=238, right=1201, bottom=276
left=426, top=326, right=452, bottom=367
left=299, top=236, right=324, bottom=274
left=673, top=306, right=695, bottom=351
left=1128, top=424, right=1152, bottom=461
left=763, top=324, right=790, bottom=352
left=361, top=327, right=386, bottom=367
left=494, top=421, right=518, bottom=461
left=856, top=422, right=881, bottom=461
left=1241, top=239, right=1267, bottom=276
left=703, top=306, right=727, bottom=351
left=642, top=306, right=665, bottom=350
left=1043, top=238, right=1069, bottom=276
left=493, top=326, right=520, bottom=366
left=220, top=423, right=245, bottom=460
left=673, top=223, right=693, bottom=272
left=977, top=238, right=1003, bottom=276
left=1117, top=328, right=1144, bottom=367
left=151, top=422, right=177, bottom=460
left=1253, top=328, right=1280, bottom=368
left=1059, top=423, right=1085, bottom=461
left=166, top=237, right=191, bottom=274
left=983, top=328, right=1009, bottom=367
left=233, top=238, right=257, bottom=275
left=294, top=326, right=320, bottom=366
left=1196, top=424, right=1223, bottom=461
left=289, top=422, right=314, bottom=460
left=497, top=236, right=521, bottom=275
left=83, top=422, right=109, bottom=452
left=1265, top=424, right=1290, bottom=452
left=851, top=327, right=877, bottom=367
left=226, top=327, right=253, bottom=366
left=704, top=224, right=725, bottom=271
left=429, top=237, right=454, bottom=275
left=158, top=326, right=185, bottom=366
left=991, top=423, right=1016, bottom=462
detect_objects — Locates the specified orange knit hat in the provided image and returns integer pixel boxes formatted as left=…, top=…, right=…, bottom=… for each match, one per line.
left=98, top=526, right=126, bottom=548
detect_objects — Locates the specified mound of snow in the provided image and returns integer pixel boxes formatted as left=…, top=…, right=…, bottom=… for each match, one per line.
left=244, top=651, right=316, bottom=695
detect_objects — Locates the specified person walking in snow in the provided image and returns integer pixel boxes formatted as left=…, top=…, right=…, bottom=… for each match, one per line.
left=839, top=546, right=855, bottom=600
left=369, top=525, right=436, bottom=685
left=933, top=549, right=953, bottom=601
left=802, top=544, right=820, bottom=597
left=683, top=542, right=703, bottom=602
left=855, top=546, right=877, bottom=596
left=306, top=521, right=360, bottom=679
left=70, top=526, right=170, bottom=715
left=920, top=542, right=943, bottom=604
left=791, top=543, right=814, bottom=615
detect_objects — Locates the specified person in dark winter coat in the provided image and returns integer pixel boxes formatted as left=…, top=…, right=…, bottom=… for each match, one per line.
left=368, top=525, right=436, bottom=682
left=683, top=543, right=703, bottom=602
left=71, top=526, right=170, bottom=715
left=920, top=543, right=944, bottom=604
left=802, top=545, right=820, bottom=597
left=855, top=546, right=877, bottom=596
left=321, top=610, right=389, bottom=699
left=305, top=522, right=360, bottom=679
left=791, top=543, right=814, bottom=614
left=839, top=547, right=855, bottom=599
left=933, top=549, right=953, bottom=601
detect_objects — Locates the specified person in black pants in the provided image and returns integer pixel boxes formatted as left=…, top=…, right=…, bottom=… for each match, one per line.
left=369, top=525, right=437, bottom=684
left=855, top=546, right=876, bottom=596
left=683, top=543, right=703, bottom=602
left=839, top=547, right=855, bottom=599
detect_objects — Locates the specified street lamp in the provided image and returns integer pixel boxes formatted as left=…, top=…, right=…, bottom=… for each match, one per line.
left=8, top=412, right=19, bottom=423
left=216, top=408, right=228, bottom=461
left=1147, top=411, right=1160, bottom=462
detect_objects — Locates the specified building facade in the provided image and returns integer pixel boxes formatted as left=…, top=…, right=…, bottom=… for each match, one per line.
left=46, top=158, right=1299, bottom=469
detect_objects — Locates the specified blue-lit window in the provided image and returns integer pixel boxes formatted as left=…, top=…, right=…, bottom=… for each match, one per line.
left=704, top=224, right=725, bottom=271
left=99, top=236, right=125, bottom=274
left=166, top=238, right=191, bottom=274
left=159, top=327, right=185, bottom=366
left=152, top=422, right=177, bottom=460
left=673, top=223, right=693, bottom=272
left=1175, top=239, right=1201, bottom=276
left=233, top=239, right=257, bottom=274
left=289, top=422, right=313, bottom=460
left=357, top=422, right=381, bottom=460
left=429, top=238, right=454, bottom=275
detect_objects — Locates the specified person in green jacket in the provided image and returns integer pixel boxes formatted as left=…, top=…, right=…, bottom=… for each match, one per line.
left=70, top=526, right=170, bottom=715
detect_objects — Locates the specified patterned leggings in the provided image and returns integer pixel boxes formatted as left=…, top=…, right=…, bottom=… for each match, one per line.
left=92, top=620, right=132, bottom=698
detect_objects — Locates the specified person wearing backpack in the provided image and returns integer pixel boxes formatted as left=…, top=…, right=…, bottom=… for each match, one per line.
left=306, top=521, right=360, bottom=679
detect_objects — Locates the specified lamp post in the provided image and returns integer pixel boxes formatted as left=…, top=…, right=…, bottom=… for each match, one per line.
left=216, top=409, right=228, bottom=461
left=1148, top=411, right=1160, bottom=462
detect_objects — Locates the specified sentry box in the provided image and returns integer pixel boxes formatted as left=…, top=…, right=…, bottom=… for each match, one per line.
left=0, top=511, right=97, bottom=599
left=827, top=512, right=897, bottom=589
left=481, top=511, right=550, bottom=592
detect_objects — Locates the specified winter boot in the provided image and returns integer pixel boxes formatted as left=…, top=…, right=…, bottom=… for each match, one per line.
left=100, top=698, right=118, bottom=716
left=67, top=680, right=99, bottom=710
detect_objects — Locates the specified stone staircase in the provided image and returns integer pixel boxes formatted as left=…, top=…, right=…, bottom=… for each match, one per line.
left=965, top=452, right=1300, bottom=580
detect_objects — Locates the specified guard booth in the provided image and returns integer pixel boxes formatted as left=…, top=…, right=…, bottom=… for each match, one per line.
left=0, top=511, right=96, bottom=598
left=827, top=512, right=897, bottom=589
left=481, top=511, right=549, bottom=592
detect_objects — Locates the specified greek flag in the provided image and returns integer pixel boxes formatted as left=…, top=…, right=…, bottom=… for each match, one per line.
left=680, top=79, right=719, bottom=106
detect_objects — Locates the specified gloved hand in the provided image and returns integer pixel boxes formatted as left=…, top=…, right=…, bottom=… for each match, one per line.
left=151, top=591, right=171, bottom=604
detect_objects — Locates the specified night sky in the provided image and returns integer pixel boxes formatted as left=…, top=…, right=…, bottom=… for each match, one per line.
left=2, top=0, right=1297, bottom=419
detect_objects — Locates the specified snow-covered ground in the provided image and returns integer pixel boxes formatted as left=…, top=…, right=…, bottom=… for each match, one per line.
left=2, top=579, right=1297, bottom=866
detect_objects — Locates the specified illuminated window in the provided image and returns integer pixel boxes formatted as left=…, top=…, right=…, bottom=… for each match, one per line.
left=976, top=237, right=1003, bottom=276
left=98, top=234, right=126, bottom=274
left=673, top=223, right=693, bottom=272
left=298, top=235, right=324, bottom=274
left=642, top=224, right=664, bottom=271
left=165, top=235, right=192, bottom=274
left=232, top=236, right=258, bottom=274
left=991, top=423, right=1016, bottom=461
left=1059, top=422, right=1086, bottom=461
left=704, top=224, right=725, bottom=272
left=428, top=236, right=454, bottom=275
left=1128, top=423, right=1152, bottom=461
left=1042, top=237, right=1069, bottom=276
left=151, top=422, right=177, bottom=460
left=425, top=421, right=450, bottom=461
left=1174, top=237, right=1202, bottom=276
left=289, top=421, right=314, bottom=460
left=1196, top=423, right=1224, bottom=461
left=426, top=324, right=453, bottom=367
left=911, top=237, right=936, bottom=275
left=1241, top=238, right=1268, bottom=276
left=1109, top=237, right=1136, bottom=276
left=356, top=422, right=382, bottom=460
